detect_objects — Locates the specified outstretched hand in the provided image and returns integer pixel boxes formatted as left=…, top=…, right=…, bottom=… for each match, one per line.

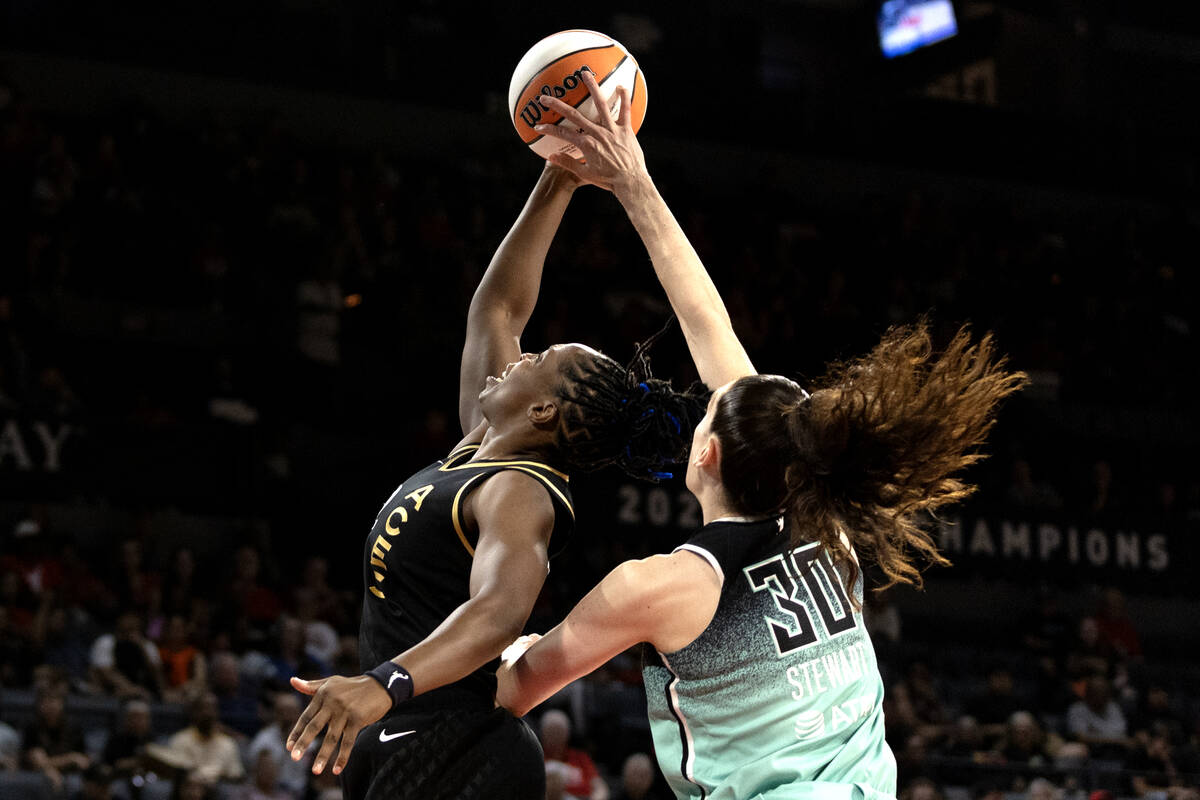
left=534, top=70, right=649, bottom=195
left=286, top=674, right=393, bottom=776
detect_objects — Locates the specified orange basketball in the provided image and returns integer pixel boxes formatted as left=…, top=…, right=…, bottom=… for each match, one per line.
left=508, top=29, right=648, bottom=160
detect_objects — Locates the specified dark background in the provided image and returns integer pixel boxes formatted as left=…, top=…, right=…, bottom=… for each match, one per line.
left=1, top=0, right=1198, bottom=797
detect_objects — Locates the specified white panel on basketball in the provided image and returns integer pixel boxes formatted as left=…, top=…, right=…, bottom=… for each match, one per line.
left=529, top=58, right=639, bottom=160
left=507, top=29, right=616, bottom=114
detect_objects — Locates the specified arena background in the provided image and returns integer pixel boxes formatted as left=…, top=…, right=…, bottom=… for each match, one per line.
left=0, top=1, right=1197, bottom=799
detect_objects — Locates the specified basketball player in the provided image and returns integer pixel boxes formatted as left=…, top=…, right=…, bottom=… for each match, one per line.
left=284, top=161, right=699, bottom=799
left=496, top=73, right=1026, bottom=799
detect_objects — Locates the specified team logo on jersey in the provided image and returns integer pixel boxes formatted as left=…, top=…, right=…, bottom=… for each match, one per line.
left=792, top=694, right=878, bottom=741
left=794, top=710, right=825, bottom=741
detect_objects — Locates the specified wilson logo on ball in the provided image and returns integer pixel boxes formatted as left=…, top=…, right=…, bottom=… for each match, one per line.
left=508, top=29, right=648, bottom=160
left=517, top=66, right=593, bottom=128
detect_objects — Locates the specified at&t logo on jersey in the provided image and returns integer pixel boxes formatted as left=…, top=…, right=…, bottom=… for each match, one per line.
left=794, top=695, right=877, bottom=741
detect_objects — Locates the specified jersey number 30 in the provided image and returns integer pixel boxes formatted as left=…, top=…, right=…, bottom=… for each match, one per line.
left=744, top=547, right=857, bottom=656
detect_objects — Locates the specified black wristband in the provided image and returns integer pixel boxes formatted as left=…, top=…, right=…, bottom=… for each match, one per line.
left=364, top=662, right=414, bottom=709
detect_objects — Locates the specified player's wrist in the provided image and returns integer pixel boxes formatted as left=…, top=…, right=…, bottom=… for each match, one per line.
left=363, top=662, right=414, bottom=709
left=612, top=170, right=656, bottom=208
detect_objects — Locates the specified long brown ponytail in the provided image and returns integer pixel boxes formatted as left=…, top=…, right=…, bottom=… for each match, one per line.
left=710, top=321, right=1027, bottom=598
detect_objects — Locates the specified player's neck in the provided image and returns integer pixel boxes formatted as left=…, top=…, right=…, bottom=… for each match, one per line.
left=695, top=483, right=739, bottom=525
left=473, top=424, right=549, bottom=463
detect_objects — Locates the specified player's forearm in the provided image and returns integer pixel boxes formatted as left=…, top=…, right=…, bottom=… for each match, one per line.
left=469, top=167, right=577, bottom=331
left=614, top=174, right=755, bottom=387
left=394, top=595, right=529, bottom=696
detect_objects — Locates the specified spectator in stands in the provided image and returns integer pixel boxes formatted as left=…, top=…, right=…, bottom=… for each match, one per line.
left=899, top=776, right=943, bottom=800
left=895, top=661, right=950, bottom=736
left=1020, top=588, right=1072, bottom=660
left=1067, top=675, right=1131, bottom=759
left=247, top=691, right=311, bottom=797
left=1026, top=777, right=1062, bottom=800
left=970, top=780, right=1005, bottom=800
left=110, top=537, right=161, bottom=624
left=168, top=771, right=217, bottom=800
left=161, top=547, right=204, bottom=620
left=72, top=763, right=114, bottom=800
left=0, top=589, right=35, bottom=686
left=227, top=546, right=281, bottom=637
left=540, top=709, right=609, bottom=800
left=152, top=692, right=243, bottom=785
left=1094, top=587, right=1143, bottom=660
left=103, top=699, right=153, bottom=780
left=206, top=651, right=260, bottom=738
left=1065, top=617, right=1111, bottom=683
left=938, top=716, right=1002, bottom=786
left=1126, top=724, right=1199, bottom=800
left=545, top=760, right=572, bottom=800
left=21, top=686, right=90, bottom=794
left=158, top=614, right=207, bottom=703
left=234, top=750, right=294, bottom=800
left=0, top=719, right=19, bottom=770
left=291, top=589, right=338, bottom=669
left=1131, top=685, right=1187, bottom=745
left=265, top=615, right=328, bottom=686
left=612, top=753, right=665, bottom=800
left=895, top=733, right=935, bottom=786
left=293, top=557, right=346, bottom=628
left=994, top=710, right=1074, bottom=769
left=89, top=611, right=163, bottom=700
left=965, top=668, right=1023, bottom=737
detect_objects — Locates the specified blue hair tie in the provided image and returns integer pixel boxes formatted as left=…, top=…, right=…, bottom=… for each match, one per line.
left=637, top=382, right=650, bottom=394
left=651, top=470, right=674, bottom=480
left=665, top=411, right=681, bottom=434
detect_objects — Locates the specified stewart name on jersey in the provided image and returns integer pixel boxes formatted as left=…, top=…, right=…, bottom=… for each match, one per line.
left=643, top=517, right=897, bottom=800
left=358, top=443, right=574, bottom=703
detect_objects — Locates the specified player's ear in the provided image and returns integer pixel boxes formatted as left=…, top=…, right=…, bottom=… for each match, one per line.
left=693, top=434, right=721, bottom=472
left=528, top=400, right=559, bottom=428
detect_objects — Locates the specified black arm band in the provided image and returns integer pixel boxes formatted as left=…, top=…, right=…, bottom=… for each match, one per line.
left=364, top=662, right=414, bottom=709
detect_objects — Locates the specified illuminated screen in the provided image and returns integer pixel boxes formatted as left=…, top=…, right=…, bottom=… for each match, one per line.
left=878, top=0, right=959, bottom=58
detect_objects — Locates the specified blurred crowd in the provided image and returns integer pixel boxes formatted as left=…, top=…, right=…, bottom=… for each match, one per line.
left=1, top=46, right=1198, bottom=800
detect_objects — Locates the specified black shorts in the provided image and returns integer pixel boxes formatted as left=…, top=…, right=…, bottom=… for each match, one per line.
left=340, top=694, right=545, bottom=800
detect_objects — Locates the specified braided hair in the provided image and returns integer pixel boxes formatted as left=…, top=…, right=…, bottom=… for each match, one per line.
left=553, top=319, right=706, bottom=482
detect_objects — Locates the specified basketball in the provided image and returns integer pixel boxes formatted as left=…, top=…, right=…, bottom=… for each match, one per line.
left=508, top=29, right=648, bottom=160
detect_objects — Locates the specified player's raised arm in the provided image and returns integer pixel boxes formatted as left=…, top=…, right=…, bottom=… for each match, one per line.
left=458, top=162, right=580, bottom=435
left=534, top=72, right=756, bottom=390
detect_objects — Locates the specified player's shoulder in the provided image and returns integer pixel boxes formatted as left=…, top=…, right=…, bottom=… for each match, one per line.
left=470, top=467, right=558, bottom=519
left=679, top=516, right=785, bottom=569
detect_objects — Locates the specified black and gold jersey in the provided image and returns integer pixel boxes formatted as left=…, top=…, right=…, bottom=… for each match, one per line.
left=357, top=443, right=574, bottom=704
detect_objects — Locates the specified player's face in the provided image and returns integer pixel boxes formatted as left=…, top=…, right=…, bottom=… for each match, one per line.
left=478, top=343, right=602, bottom=425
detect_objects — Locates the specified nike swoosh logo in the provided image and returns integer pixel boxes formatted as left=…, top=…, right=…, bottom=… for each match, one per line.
left=378, top=729, right=416, bottom=743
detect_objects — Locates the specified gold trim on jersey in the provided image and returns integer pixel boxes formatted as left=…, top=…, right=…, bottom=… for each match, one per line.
left=441, top=444, right=481, bottom=468
left=448, top=467, right=576, bottom=558
left=450, top=473, right=489, bottom=557
left=438, top=456, right=569, bottom=482
left=505, top=466, right=576, bottom=520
